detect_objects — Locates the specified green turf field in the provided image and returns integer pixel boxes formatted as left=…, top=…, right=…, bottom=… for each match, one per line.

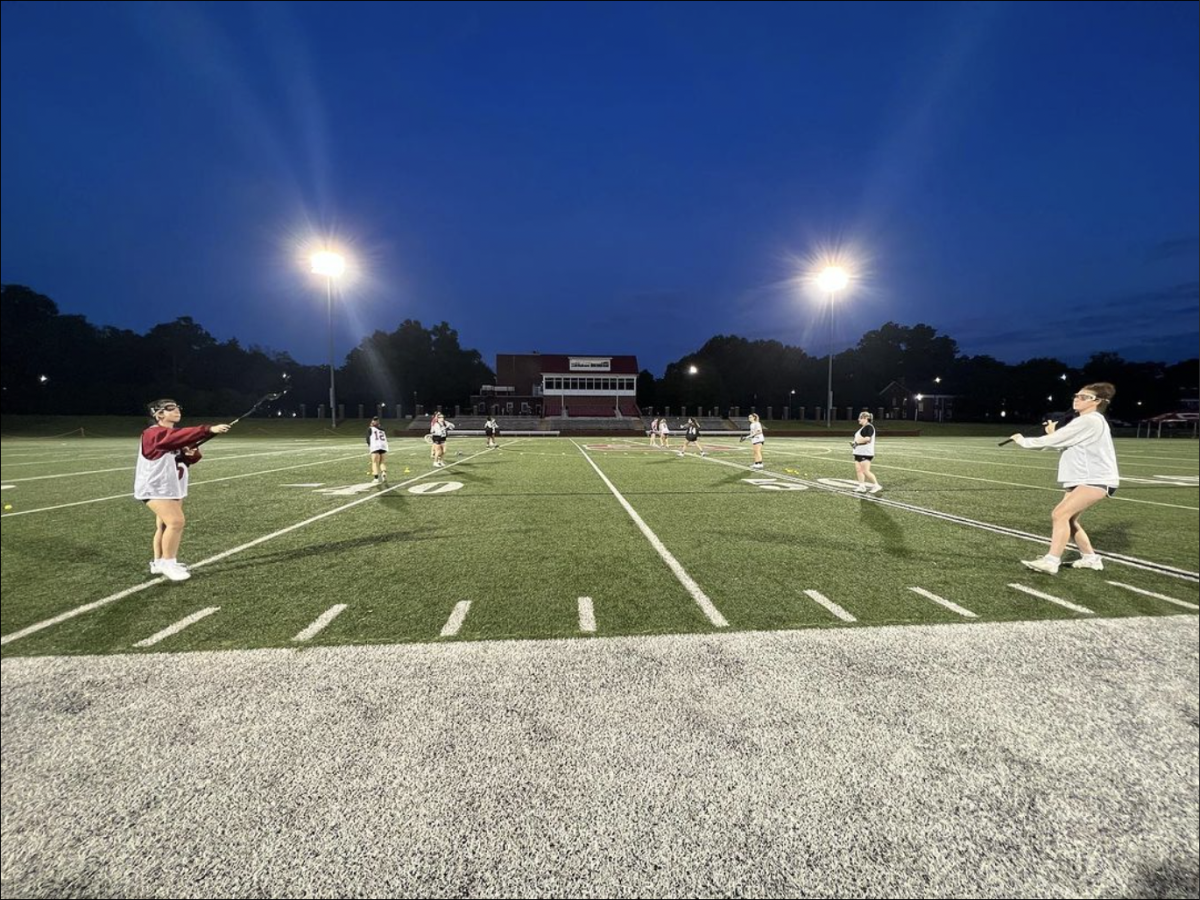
left=2, top=431, right=1196, bottom=657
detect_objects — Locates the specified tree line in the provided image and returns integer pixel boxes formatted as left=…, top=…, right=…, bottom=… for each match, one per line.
left=2, top=284, right=1195, bottom=422
left=646, top=326, right=1197, bottom=423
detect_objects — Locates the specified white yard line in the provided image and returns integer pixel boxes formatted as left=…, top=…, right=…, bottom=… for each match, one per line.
left=1008, top=583, right=1095, bottom=615
left=802, top=590, right=857, bottom=623
left=1105, top=581, right=1199, bottom=611
left=1, top=453, right=365, bottom=518
left=0, top=445, right=503, bottom=646
left=693, top=453, right=1199, bottom=583
left=134, top=607, right=220, bottom=647
left=293, top=605, right=349, bottom=641
left=578, top=597, right=596, bottom=633
left=908, top=587, right=978, bottom=618
left=440, top=601, right=472, bottom=637
left=759, top=445, right=1198, bottom=512
left=575, top=442, right=728, bottom=628
left=3, top=446, right=354, bottom=484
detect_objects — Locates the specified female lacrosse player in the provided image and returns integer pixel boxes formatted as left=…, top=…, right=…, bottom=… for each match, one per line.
left=679, top=418, right=706, bottom=457
left=1009, top=382, right=1119, bottom=574
left=747, top=413, right=765, bottom=469
left=484, top=415, right=500, bottom=449
left=367, top=416, right=389, bottom=483
left=851, top=411, right=882, bottom=493
left=134, top=399, right=232, bottom=581
left=430, top=412, right=455, bottom=467
left=648, top=417, right=661, bottom=447
left=658, top=417, right=671, bottom=450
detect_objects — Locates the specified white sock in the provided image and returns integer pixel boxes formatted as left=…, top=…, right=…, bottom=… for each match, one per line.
left=1045, top=554, right=1061, bottom=564
left=162, top=557, right=177, bottom=566
left=1081, top=552, right=1100, bottom=561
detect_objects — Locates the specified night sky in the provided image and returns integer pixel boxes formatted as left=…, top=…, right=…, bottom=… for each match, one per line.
left=2, top=0, right=1197, bottom=375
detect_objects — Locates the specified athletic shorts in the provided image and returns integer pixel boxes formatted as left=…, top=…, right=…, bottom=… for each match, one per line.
left=853, top=454, right=874, bottom=462
left=686, top=436, right=698, bottom=443
left=431, top=435, right=446, bottom=445
left=1068, top=484, right=1117, bottom=497
left=485, top=429, right=496, bottom=437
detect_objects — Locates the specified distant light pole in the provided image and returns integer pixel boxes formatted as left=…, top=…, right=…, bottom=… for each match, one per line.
left=816, top=266, right=849, bottom=427
left=311, top=250, right=346, bottom=428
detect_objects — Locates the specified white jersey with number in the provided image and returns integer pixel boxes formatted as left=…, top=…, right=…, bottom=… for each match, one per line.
left=368, top=425, right=389, bottom=453
left=749, top=421, right=764, bottom=445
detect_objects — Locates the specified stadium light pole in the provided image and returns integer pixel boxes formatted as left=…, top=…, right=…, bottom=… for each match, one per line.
left=816, top=266, right=850, bottom=428
left=311, top=250, right=346, bottom=428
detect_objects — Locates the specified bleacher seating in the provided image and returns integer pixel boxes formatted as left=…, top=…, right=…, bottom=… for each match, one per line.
left=649, top=417, right=735, bottom=433
left=404, top=416, right=548, bottom=432
left=546, top=417, right=640, bottom=432
left=543, top=398, right=634, bottom=417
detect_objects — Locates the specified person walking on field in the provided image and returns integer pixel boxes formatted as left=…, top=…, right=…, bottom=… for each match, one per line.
left=851, top=411, right=882, bottom=494
left=367, top=416, right=389, bottom=483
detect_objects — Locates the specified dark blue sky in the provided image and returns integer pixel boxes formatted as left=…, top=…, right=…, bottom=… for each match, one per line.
left=3, top=0, right=1197, bottom=375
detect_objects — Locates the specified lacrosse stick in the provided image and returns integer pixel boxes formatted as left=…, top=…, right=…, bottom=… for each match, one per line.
left=229, top=390, right=289, bottom=426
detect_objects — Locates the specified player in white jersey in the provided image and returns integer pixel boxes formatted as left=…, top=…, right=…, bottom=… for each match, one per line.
left=747, top=414, right=765, bottom=469
left=429, top=412, right=455, bottom=467
left=648, top=418, right=661, bottom=447
left=366, top=416, right=389, bottom=483
left=1009, top=382, right=1119, bottom=574
left=484, top=416, right=500, bottom=449
left=850, top=411, right=882, bottom=493
left=658, top=417, right=671, bottom=450
left=134, top=398, right=232, bottom=581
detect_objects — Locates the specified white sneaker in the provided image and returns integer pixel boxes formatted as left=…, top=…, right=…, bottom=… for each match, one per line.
left=868, top=484, right=883, bottom=494
left=752, top=462, right=763, bottom=469
left=149, top=560, right=162, bottom=575
left=1021, top=556, right=1060, bottom=575
left=1068, top=556, right=1104, bottom=570
left=700, top=451, right=707, bottom=457
left=159, top=562, right=192, bottom=582
left=678, top=451, right=684, bottom=457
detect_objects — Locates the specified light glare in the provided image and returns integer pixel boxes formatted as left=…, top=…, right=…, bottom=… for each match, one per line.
left=311, top=250, right=346, bottom=277
left=816, top=266, right=849, bottom=292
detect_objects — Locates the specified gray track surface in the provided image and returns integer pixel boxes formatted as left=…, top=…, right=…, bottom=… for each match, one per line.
left=3, top=617, right=1198, bottom=899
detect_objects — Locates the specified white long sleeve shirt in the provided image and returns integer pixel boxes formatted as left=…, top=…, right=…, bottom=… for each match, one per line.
left=1014, top=412, right=1119, bottom=488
